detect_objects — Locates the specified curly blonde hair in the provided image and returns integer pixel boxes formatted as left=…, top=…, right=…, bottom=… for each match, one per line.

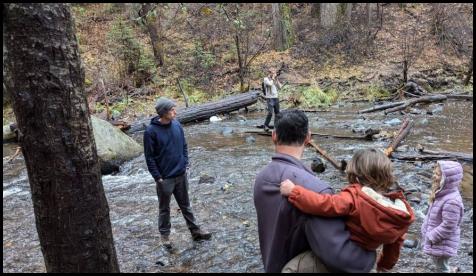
left=345, top=148, right=395, bottom=192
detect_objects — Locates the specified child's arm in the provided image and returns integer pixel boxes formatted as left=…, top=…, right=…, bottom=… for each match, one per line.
left=280, top=179, right=355, bottom=216
left=376, top=236, right=404, bottom=272
left=426, top=199, right=463, bottom=245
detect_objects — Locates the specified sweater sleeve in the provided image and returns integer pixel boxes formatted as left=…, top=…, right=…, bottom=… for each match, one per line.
left=143, top=130, right=162, bottom=181
left=377, top=236, right=404, bottom=271
left=304, top=186, right=376, bottom=273
left=288, top=185, right=355, bottom=217
left=427, top=199, right=463, bottom=244
left=179, top=124, right=189, bottom=167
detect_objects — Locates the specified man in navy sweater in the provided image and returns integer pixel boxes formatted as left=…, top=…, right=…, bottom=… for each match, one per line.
left=144, top=97, right=211, bottom=248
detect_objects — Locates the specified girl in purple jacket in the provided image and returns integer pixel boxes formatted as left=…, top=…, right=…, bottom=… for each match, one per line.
left=421, top=160, right=464, bottom=273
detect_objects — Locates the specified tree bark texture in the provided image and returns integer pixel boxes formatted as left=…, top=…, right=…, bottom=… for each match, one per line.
left=272, top=3, right=294, bottom=51
left=3, top=3, right=119, bottom=273
left=320, top=3, right=338, bottom=28
left=128, top=90, right=261, bottom=134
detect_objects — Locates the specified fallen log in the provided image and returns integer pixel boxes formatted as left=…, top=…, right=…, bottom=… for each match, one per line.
left=128, top=90, right=260, bottom=134
left=244, top=130, right=378, bottom=140
left=358, top=101, right=405, bottom=114
left=384, top=95, right=447, bottom=114
left=308, top=140, right=347, bottom=171
left=416, top=145, right=473, bottom=162
left=447, top=94, right=473, bottom=101
left=390, top=153, right=473, bottom=162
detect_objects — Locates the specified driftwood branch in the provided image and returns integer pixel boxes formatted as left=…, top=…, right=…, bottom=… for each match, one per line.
left=244, top=130, right=378, bottom=140
left=391, top=153, right=473, bottom=162
left=384, top=118, right=413, bottom=157
left=384, top=95, right=447, bottom=114
left=177, top=79, right=189, bottom=108
left=308, top=141, right=347, bottom=171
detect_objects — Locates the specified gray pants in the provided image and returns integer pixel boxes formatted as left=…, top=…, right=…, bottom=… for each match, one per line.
left=432, top=256, right=453, bottom=273
left=264, top=98, right=280, bottom=127
left=156, top=173, right=199, bottom=236
left=282, top=250, right=330, bottom=273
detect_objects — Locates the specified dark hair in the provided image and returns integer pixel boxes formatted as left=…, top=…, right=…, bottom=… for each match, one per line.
left=274, top=109, right=309, bottom=146
left=346, top=148, right=395, bottom=191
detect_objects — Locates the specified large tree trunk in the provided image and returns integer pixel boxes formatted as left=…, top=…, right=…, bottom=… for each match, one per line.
left=320, top=3, right=338, bottom=28
left=272, top=3, right=294, bottom=51
left=3, top=3, right=119, bottom=273
left=463, top=53, right=473, bottom=86
left=140, top=3, right=164, bottom=67
left=128, top=90, right=261, bottom=133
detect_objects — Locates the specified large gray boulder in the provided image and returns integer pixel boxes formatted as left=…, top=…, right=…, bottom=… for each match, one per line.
left=91, top=116, right=143, bottom=174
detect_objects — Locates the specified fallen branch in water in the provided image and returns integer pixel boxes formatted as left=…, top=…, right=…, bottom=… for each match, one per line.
left=244, top=130, right=378, bottom=140
left=384, top=118, right=413, bottom=157
left=308, top=140, right=347, bottom=171
left=390, top=153, right=473, bottom=162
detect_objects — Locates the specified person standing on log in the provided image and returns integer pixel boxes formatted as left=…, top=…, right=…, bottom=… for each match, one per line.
left=262, top=68, right=282, bottom=132
left=143, top=97, right=211, bottom=249
left=253, top=109, right=376, bottom=273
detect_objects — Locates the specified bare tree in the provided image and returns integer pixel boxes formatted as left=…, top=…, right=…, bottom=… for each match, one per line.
left=3, top=3, right=119, bottom=272
left=221, top=4, right=271, bottom=92
left=463, top=53, right=473, bottom=86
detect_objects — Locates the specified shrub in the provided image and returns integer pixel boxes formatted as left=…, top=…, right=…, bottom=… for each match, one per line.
left=362, top=84, right=390, bottom=101
left=299, top=85, right=338, bottom=107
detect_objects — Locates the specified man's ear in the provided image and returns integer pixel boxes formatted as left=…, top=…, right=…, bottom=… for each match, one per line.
left=304, top=131, right=311, bottom=145
left=271, top=130, right=278, bottom=144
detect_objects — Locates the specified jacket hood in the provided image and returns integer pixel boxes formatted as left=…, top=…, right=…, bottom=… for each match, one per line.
left=437, top=160, right=463, bottom=192
left=150, top=116, right=172, bottom=127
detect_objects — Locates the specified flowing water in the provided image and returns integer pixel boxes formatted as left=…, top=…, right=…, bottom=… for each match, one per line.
left=3, top=100, right=473, bottom=273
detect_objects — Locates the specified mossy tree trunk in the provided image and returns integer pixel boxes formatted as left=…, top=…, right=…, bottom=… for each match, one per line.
left=140, top=3, right=165, bottom=67
left=272, top=3, right=294, bottom=51
left=3, top=3, right=119, bottom=272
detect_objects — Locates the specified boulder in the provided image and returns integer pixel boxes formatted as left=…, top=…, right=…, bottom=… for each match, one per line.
left=3, top=124, right=17, bottom=142
left=91, top=116, right=143, bottom=174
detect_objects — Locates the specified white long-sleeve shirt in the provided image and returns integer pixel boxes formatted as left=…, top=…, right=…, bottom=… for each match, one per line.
left=263, top=77, right=280, bottom=98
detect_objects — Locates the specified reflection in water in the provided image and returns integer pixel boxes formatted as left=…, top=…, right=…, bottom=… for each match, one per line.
left=2, top=100, right=473, bottom=273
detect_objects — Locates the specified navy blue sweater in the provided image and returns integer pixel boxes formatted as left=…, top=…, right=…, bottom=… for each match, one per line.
left=143, top=117, right=188, bottom=180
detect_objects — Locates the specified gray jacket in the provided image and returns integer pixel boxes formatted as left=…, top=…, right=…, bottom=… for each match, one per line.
left=253, top=153, right=376, bottom=273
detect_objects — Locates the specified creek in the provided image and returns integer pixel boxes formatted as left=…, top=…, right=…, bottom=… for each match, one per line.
left=3, top=100, right=473, bottom=272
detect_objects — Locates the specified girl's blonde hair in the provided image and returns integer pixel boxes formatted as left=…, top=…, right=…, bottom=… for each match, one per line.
left=346, top=148, right=395, bottom=191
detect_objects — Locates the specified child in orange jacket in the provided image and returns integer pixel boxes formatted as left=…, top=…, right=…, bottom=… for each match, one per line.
left=280, top=148, right=415, bottom=272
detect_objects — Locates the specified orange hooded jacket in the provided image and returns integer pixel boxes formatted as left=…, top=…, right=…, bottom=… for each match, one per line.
left=288, top=183, right=415, bottom=271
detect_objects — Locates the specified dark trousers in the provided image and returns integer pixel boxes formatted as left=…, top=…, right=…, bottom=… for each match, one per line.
left=264, top=98, right=280, bottom=127
left=156, top=173, right=199, bottom=236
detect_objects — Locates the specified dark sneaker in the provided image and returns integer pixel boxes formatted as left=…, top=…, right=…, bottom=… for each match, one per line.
left=191, top=229, right=212, bottom=241
left=161, top=235, right=172, bottom=249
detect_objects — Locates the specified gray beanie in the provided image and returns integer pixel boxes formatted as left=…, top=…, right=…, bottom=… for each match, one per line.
left=155, top=97, right=176, bottom=117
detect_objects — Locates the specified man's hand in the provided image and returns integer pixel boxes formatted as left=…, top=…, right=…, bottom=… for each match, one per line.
left=156, top=178, right=164, bottom=185
left=280, top=179, right=296, bottom=196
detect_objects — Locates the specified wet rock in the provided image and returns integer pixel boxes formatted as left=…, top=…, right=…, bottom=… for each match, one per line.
left=221, top=127, right=234, bottom=136
left=220, top=183, right=232, bottom=192
left=409, top=108, right=422, bottom=114
left=427, top=105, right=444, bottom=115
left=311, top=157, right=326, bottom=173
left=245, top=136, right=256, bottom=144
left=351, top=124, right=366, bottom=133
left=414, top=161, right=423, bottom=168
left=395, top=145, right=409, bottom=152
left=210, top=115, right=223, bottom=122
left=199, top=174, right=216, bottom=184
left=406, top=192, right=422, bottom=204
left=417, top=118, right=429, bottom=126
left=242, top=220, right=250, bottom=227
left=403, top=239, right=419, bottom=249
left=384, top=118, right=401, bottom=126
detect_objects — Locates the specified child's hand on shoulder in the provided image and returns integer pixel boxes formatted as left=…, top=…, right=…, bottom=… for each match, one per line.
left=280, top=179, right=296, bottom=196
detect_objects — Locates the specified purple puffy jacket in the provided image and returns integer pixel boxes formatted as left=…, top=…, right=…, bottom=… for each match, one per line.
left=421, top=160, right=464, bottom=257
